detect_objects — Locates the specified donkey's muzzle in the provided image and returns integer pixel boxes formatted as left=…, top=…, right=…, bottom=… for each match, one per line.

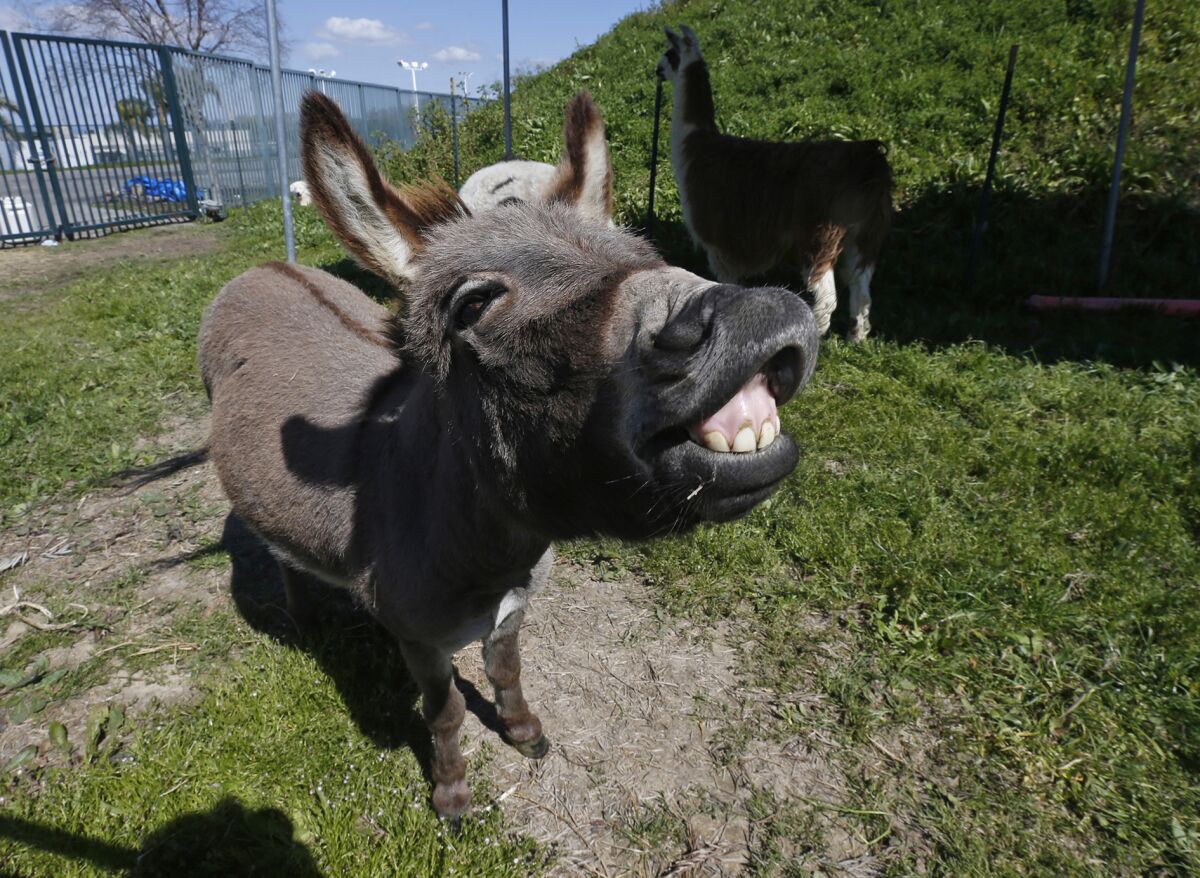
left=639, top=283, right=820, bottom=526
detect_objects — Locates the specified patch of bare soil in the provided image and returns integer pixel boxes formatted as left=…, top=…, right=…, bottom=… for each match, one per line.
left=0, top=415, right=226, bottom=771
left=1, top=411, right=925, bottom=875
left=0, top=221, right=223, bottom=303
left=457, top=566, right=879, bottom=877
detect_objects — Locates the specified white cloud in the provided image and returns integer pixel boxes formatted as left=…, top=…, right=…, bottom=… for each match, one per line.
left=414, top=21, right=434, bottom=30
left=432, top=45, right=481, bottom=62
left=301, top=42, right=341, bottom=61
left=319, top=17, right=406, bottom=45
left=0, top=6, right=29, bottom=30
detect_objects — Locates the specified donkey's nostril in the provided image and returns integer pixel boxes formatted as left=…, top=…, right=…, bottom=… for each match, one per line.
left=654, top=290, right=719, bottom=353
left=653, top=319, right=704, bottom=352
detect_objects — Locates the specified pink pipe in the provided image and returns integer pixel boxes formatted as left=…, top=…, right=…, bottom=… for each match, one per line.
left=1025, top=295, right=1200, bottom=317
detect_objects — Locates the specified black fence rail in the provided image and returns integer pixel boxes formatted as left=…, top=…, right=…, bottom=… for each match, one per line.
left=0, top=30, right=482, bottom=244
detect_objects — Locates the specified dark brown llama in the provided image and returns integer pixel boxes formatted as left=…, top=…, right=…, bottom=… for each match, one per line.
left=659, top=25, right=893, bottom=341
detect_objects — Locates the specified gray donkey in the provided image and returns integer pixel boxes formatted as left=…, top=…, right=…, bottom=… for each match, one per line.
left=199, top=90, right=820, bottom=819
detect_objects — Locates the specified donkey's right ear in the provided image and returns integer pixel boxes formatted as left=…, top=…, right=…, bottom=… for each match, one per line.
left=664, top=26, right=682, bottom=48
left=300, top=91, right=466, bottom=285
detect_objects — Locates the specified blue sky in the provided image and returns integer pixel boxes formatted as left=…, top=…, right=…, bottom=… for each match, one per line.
left=287, top=1, right=652, bottom=96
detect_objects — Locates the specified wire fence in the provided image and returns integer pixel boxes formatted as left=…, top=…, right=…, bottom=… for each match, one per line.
left=0, top=30, right=483, bottom=245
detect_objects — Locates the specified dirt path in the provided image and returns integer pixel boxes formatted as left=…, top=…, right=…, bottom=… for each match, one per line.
left=0, top=222, right=224, bottom=303
left=0, top=414, right=891, bottom=876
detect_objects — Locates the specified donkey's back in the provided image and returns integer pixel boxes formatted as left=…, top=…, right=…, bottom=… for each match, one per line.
left=199, top=261, right=397, bottom=572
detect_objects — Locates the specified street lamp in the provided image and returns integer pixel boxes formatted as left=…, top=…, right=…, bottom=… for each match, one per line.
left=307, top=68, right=337, bottom=93
left=457, top=71, right=475, bottom=99
left=397, top=59, right=429, bottom=111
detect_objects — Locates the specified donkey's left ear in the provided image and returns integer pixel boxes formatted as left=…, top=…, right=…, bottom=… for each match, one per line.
left=300, top=91, right=466, bottom=285
left=546, top=90, right=613, bottom=223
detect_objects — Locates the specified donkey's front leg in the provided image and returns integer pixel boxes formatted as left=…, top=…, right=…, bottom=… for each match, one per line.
left=483, top=609, right=549, bottom=758
left=400, top=640, right=470, bottom=819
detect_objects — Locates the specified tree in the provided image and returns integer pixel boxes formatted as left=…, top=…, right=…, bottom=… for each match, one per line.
left=0, top=96, right=19, bottom=141
left=115, top=97, right=152, bottom=131
left=38, top=0, right=278, bottom=56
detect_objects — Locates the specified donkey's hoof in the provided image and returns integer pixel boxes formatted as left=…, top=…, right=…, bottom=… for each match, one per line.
left=513, top=734, right=550, bottom=760
left=432, top=779, right=471, bottom=821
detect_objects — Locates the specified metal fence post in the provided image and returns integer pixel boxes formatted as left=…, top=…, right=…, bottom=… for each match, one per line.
left=1098, top=0, right=1146, bottom=293
left=965, top=44, right=1019, bottom=291
left=8, top=33, right=71, bottom=239
left=158, top=46, right=200, bottom=216
left=501, top=0, right=512, bottom=159
left=450, top=77, right=460, bottom=189
left=1, top=31, right=62, bottom=240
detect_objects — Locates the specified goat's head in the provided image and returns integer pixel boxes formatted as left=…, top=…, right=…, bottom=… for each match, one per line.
left=300, top=90, right=819, bottom=540
left=658, top=24, right=703, bottom=83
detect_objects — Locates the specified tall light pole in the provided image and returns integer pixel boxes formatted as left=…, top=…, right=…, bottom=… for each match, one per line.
left=265, top=0, right=294, bottom=262
left=397, top=59, right=429, bottom=112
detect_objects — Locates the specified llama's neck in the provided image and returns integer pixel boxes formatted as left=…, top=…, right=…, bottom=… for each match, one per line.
left=670, top=60, right=718, bottom=139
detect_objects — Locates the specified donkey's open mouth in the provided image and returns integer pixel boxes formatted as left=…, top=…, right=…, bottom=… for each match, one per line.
left=686, top=346, right=802, bottom=454
left=645, top=310, right=814, bottom=524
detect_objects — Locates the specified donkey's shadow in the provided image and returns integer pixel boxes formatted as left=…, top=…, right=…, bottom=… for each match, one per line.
left=220, top=515, right=504, bottom=771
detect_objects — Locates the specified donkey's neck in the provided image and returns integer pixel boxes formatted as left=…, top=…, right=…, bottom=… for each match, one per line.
left=671, top=60, right=718, bottom=137
left=363, top=372, right=548, bottom=587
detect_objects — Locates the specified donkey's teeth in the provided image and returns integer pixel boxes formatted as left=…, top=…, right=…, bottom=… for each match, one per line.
left=733, top=427, right=757, bottom=453
left=758, top=420, right=776, bottom=449
left=704, top=431, right=731, bottom=453
left=693, top=373, right=779, bottom=454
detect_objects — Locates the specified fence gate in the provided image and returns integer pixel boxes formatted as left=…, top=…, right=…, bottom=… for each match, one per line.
left=1, top=31, right=199, bottom=243
left=1, top=29, right=487, bottom=245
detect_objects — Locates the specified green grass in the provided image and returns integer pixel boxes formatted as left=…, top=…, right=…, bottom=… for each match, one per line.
left=2, top=0, right=1199, bottom=873
left=0, top=204, right=342, bottom=520
left=1, top=637, right=544, bottom=877
left=603, top=339, right=1200, bottom=874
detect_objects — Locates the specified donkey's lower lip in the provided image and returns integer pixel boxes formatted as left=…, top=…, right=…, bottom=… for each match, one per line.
left=651, top=431, right=799, bottom=522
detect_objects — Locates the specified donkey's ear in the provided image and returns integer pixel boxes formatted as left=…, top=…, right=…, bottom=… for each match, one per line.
left=664, top=26, right=682, bottom=48
left=300, top=91, right=465, bottom=284
left=546, top=90, right=613, bottom=222
left=678, top=24, right=700, bottom=51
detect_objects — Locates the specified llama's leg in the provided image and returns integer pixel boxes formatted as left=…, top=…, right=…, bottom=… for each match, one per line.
left=838, top=243, right=874, bottom=343
left=483, top=608, right=548, bottom=758
left=847, top=263, right=875, bottom=343
left=808, top=268, right=838, bottom=337
left=400, top=640, right=470, bottom=819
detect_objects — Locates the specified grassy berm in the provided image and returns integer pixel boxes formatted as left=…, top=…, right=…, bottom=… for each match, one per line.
left=2, top=0, right=1198, bottom=875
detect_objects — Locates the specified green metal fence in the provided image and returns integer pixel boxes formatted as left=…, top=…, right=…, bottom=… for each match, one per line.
left=0, top=30, right=482, bottom=245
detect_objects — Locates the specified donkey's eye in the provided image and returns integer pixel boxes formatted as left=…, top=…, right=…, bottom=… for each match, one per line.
left=452, top=281, right=506, bottom=332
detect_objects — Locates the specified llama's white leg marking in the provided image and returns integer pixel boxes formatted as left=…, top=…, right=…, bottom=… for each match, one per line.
left=848, top=264, right=875, bottom=343
left=809, top=269, right=837, bottom=337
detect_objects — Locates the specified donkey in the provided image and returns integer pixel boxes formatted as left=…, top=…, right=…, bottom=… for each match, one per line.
left=198, top=90, right=819, bottom=819
left=658, top=25, right=893, bottom=342
left=458, top=91, right=613, bottom=224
